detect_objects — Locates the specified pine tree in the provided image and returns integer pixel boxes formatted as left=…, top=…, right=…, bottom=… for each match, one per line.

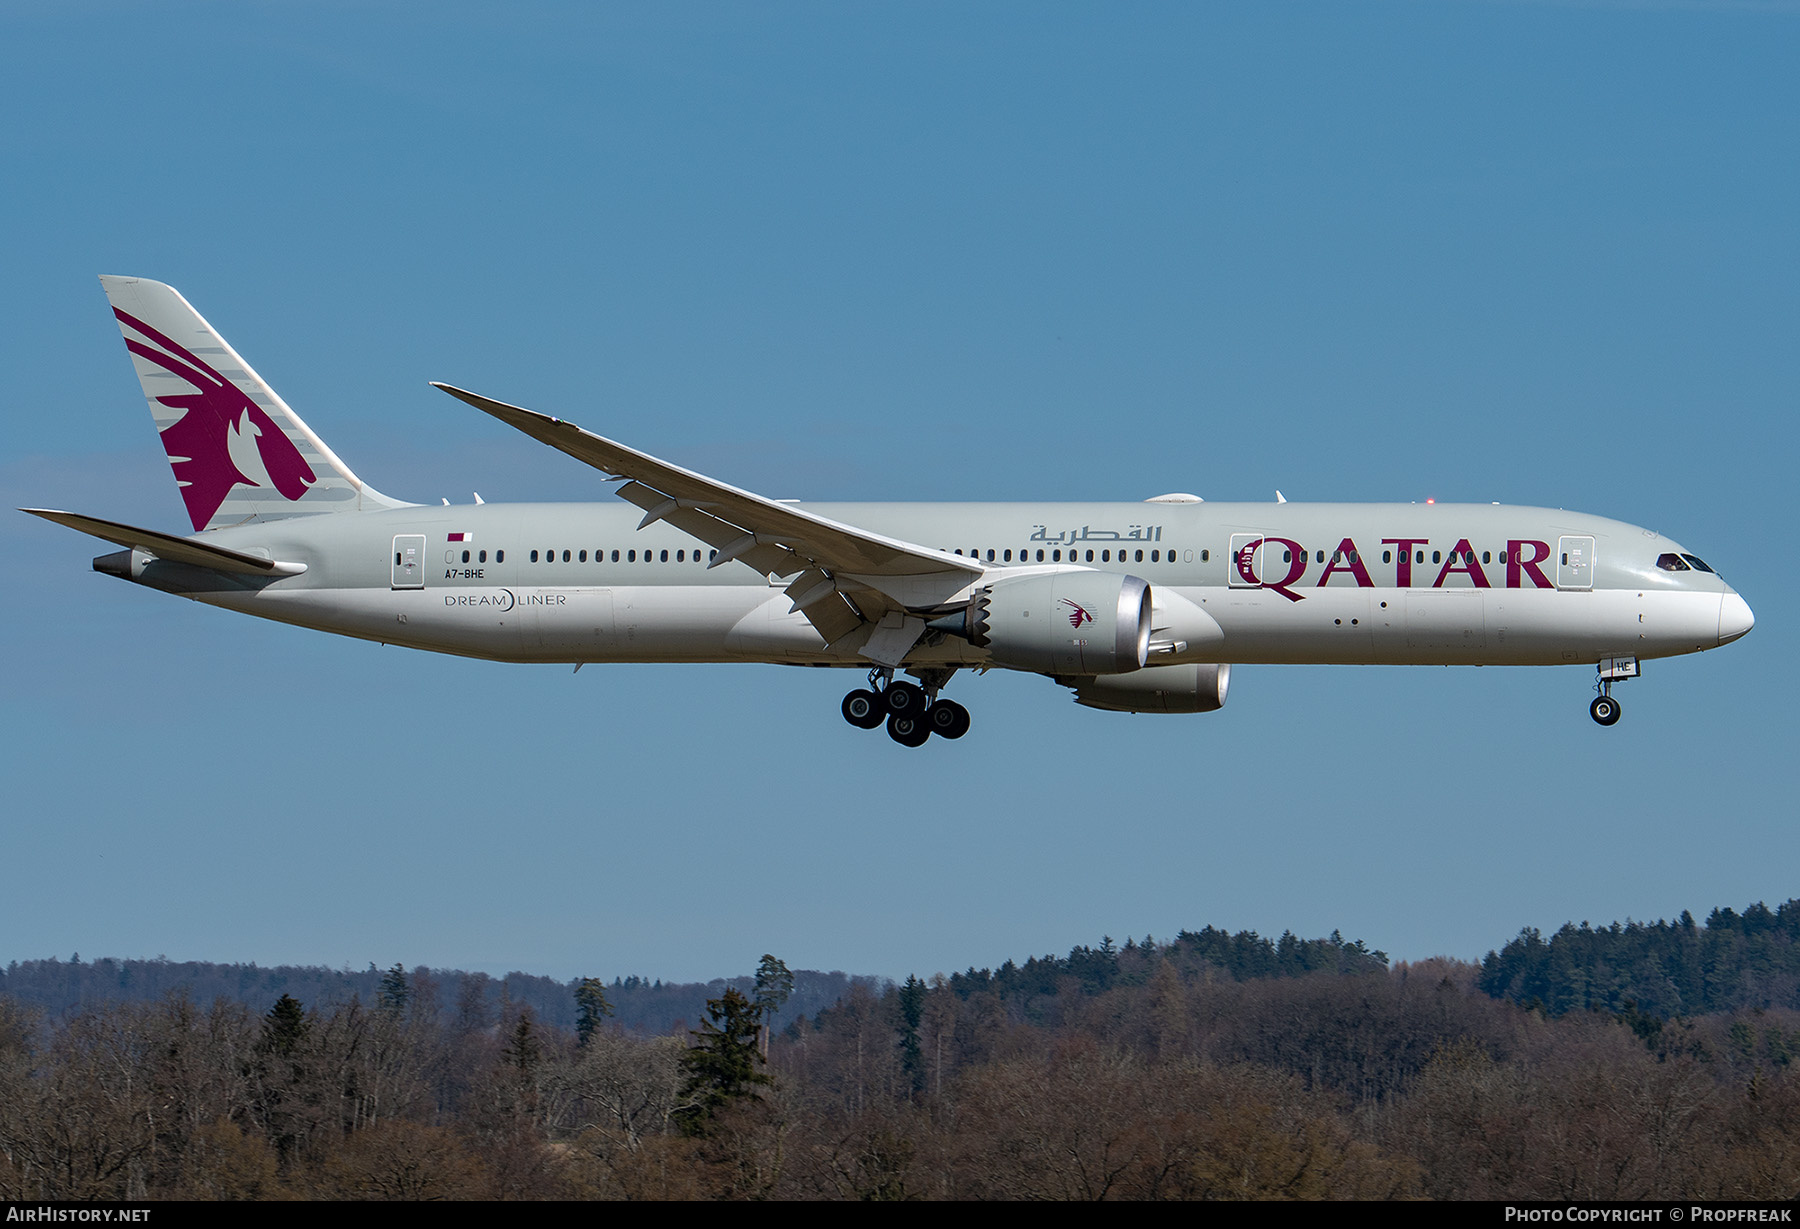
left=897, top=974, right=926, bottom=1093
left=753, top=953, right=794, bottom=1058
left=574, top=976, right=613, bottom=1047
left=377, top=963, right=410, bottom=1016
left=260, top=993, right=308, bottom=1057
left=675, top=987, right=770, bottom=1136
left=503, top=1009, right=541, bottom=1074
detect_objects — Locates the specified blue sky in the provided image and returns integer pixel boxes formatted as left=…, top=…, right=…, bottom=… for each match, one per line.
left=3, top=2, right=1794, bottom=986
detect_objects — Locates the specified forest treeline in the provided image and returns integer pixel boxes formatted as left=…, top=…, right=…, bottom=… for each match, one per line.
left=3, top=904, right=1798, bottom=1199
left=1481, top=901, right=1800, bottom=1019
left=15, top=900, right=1795, bottom=1036
left=0, top=926, right=1388, bottom=1035
left=0, top=956, right=852, bottom=1039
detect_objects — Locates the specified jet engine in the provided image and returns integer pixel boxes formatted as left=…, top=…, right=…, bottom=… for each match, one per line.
left=933, top=571, right=1151, bottom=675
left=1062, top=662, right=1231, bottom=713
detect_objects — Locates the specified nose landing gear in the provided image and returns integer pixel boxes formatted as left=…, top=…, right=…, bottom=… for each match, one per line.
left=1589, top=657, right=1638, bottom=726
left=841, top=667, right=970, bottom=746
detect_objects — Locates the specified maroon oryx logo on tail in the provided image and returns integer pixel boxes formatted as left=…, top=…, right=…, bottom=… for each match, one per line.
left=115, top=307, right=316, bottom=530
left=1060, top=598, right=1094, bottom=628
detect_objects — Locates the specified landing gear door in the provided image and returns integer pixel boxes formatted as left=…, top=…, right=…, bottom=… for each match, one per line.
left=391, top=535, right=426, bottom=590
left=1557, top=536, right=1595, bottom=591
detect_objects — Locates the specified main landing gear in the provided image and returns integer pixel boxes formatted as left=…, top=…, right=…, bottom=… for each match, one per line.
left=1589, top=657, right=1639, bottom=727
left=841, top=667, right=970, bottom=747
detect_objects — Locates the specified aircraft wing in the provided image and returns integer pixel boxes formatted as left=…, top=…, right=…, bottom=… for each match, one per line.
left=21, top=509, right=307, bottom=576
left=433, top=384, right=984, bottom=659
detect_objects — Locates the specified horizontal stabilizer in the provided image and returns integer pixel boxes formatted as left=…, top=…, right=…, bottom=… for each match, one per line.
left=20, top=509, right=306, bottom=576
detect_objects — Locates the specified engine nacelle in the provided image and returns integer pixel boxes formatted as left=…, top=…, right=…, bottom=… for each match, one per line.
left=943, top=571, right=1152, bottom=675
left=1063, top=662, right=1231, bottom=713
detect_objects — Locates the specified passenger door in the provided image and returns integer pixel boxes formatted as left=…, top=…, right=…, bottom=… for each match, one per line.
left=391, top=535, right=426, bottom=590
left=1557, top=536, right=1595, bottom=591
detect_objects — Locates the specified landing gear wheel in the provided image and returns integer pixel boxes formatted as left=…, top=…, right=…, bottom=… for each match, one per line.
left=927, top=699, right=971, bottom=740
left=885, top=681, right=927, bottom=716
left=842, top=689, right=886, bottom=729
left=887, top=711, right=931, bottom=748
left=1590, top=695, right=1622, bottom=726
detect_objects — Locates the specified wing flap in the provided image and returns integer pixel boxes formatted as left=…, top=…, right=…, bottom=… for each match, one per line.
left=782, top=568, right=864, bottom=645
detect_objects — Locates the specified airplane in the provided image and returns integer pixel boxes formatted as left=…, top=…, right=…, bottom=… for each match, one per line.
left=23, top=276, right=1754, bottom=747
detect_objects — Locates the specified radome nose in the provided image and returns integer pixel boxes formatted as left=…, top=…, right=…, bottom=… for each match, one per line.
left=1719, top=593, right=1754, bottom=645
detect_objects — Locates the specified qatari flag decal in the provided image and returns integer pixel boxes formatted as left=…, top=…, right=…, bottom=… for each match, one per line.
left=447, top=531, right=473, bottom=542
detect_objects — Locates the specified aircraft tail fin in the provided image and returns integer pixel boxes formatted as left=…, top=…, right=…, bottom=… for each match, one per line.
left=99, top=276, right=409, bottom=532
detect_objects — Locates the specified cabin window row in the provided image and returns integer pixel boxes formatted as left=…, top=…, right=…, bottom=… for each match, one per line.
left=1273, top=549, right=1366, bottom=565
left=1263, top=547, right=1510, bottom=568
left=951, top=547, right=1206, bottom=564
left=527, top=548, right=720, bottom=564
left=444, top=544, right=1560, bottom=571
left=1372, top=548, right=1489, bottom=565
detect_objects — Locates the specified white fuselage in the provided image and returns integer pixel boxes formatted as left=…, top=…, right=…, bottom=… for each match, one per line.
left=123, top=499, right=1750, bottom=672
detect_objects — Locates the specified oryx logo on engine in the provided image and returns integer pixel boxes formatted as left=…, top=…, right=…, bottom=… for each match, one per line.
left=1061, top=599, right=1094, bottom=628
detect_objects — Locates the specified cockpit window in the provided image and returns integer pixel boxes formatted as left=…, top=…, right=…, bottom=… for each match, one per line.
left=1680, top=554, right=1715, bottom=574
left=1656, top=553, right=1690, bottom=572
